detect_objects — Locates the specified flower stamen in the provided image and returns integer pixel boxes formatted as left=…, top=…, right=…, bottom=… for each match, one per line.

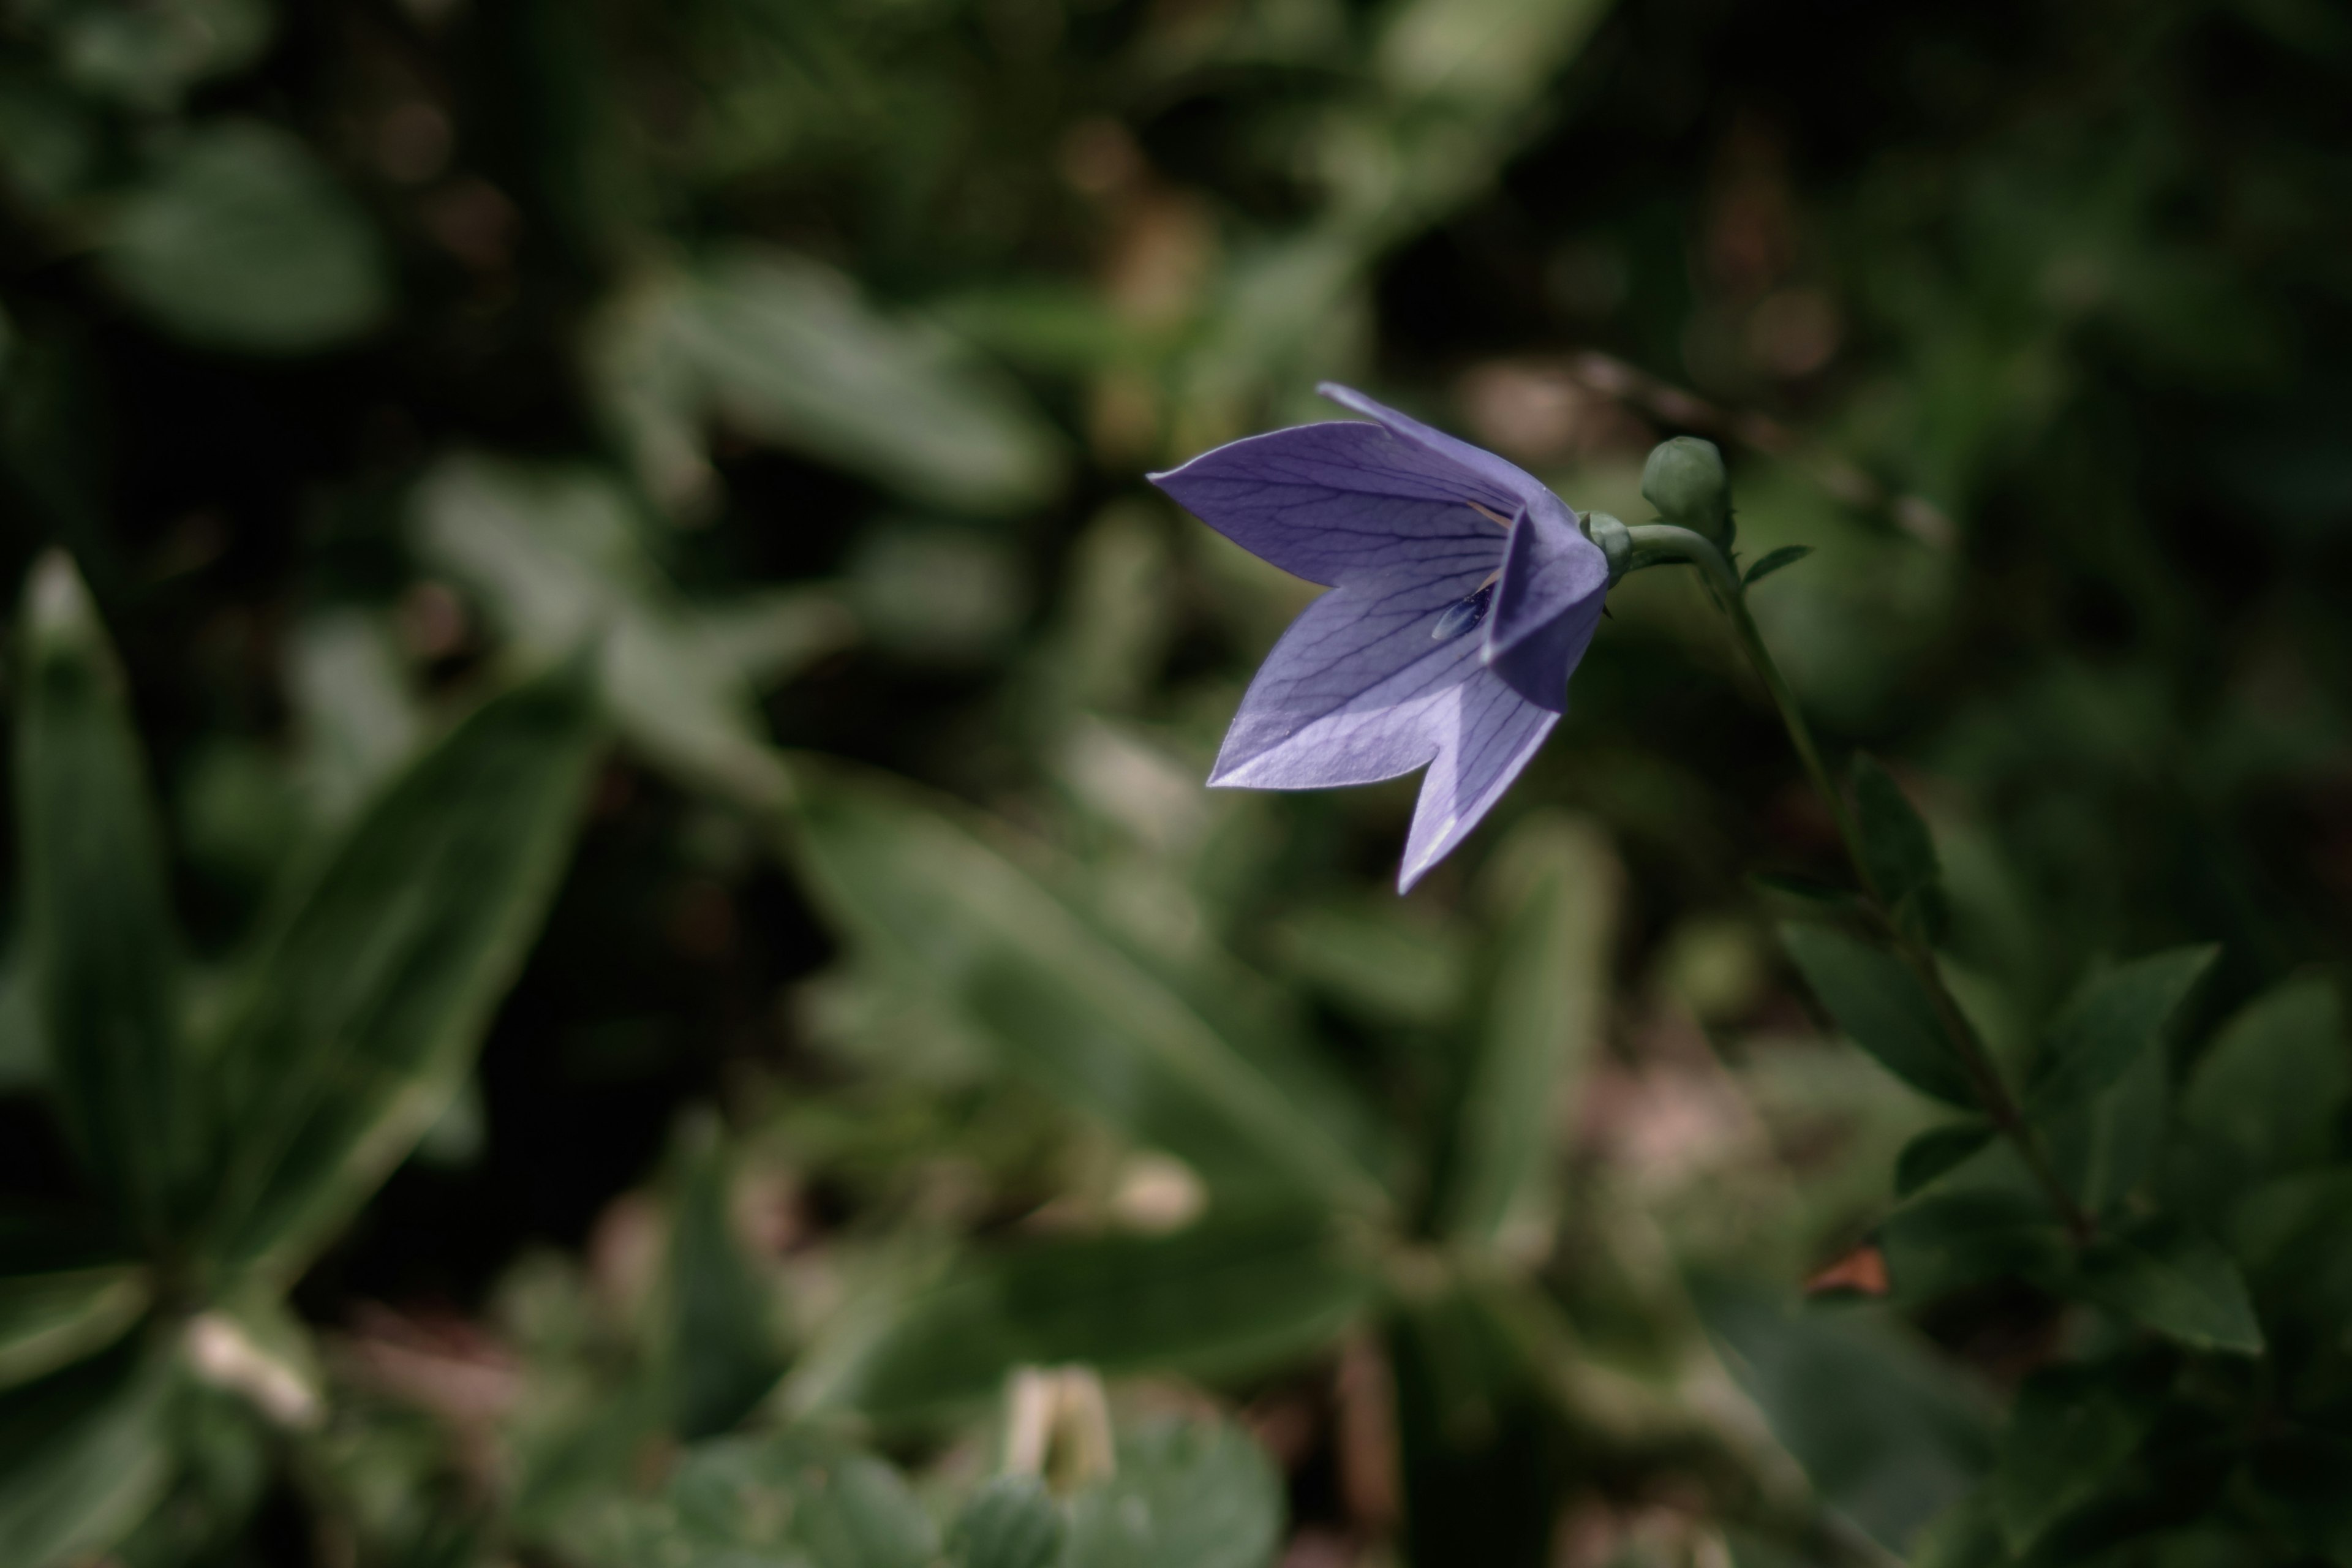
left=1466, top=500, right=1515, bottom=529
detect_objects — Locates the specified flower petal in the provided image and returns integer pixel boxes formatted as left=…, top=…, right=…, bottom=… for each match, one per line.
left=1209, top=560, right=1497, bottom=789
left=1482, top=497, right=1609, bottom=710
left=1147, top=383, right=1551, bottom=588
left=1398, top=674, right=1559, bottom=891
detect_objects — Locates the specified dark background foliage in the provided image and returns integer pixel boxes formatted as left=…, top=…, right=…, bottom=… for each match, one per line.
left=6, top=1, right=2352, bottom=1565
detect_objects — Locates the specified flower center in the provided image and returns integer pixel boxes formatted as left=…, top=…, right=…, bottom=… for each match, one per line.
left=1431, top=580, right=1496, bottom=641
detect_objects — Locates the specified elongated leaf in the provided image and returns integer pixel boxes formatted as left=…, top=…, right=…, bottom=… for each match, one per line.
left=1781, top=924, right=1978, bottom=1106
left=789, top=764, right=1389, bottom=1215
left=1743, top=544, right=1815, bottom=586
left=2178, top=976, right=2348, bottom=1183
left=796, top=1216, right=1373, bottom=1422
left=99, top=120, right=388, bottom=353
left=1852, top=756, right=1945, bottom=941
left=1994, top=1362, right=2163, bottom=1553
left=591, top=251, right=1066, bottom=518
left=2068, top=1221, right=2263, bottom=1356
left=413, top=454, right=843, bottom=808
left=17, top=552, right=198, bottom=1242
left=2045, top=1040, right=2166, bottom=1215
left=2026, top=947, right=2217, bottom=1118
left=209, top=669, right=602, bottom=1276
left=0, top=1339, right=173, bottom=1568
left=0, top=1265, right=148, bottom=1392
left=1699, top=1283, right=1991, bottom=1553
left=1438, top=815, right=1618, bottom=1246
left=661, top=1120, right=785, bottom=1439
left=1895, top=1123, right=1996, bottom=1197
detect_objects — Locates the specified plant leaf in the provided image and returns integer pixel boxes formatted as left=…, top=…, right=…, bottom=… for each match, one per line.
left=0, top=1339, right=173, bottom=1568
left=1438, top=814, right=1618, bottom=1247
left=2067, top=1221, right=2263, bottom=1356
left=2178, top=975, right=2348, bottom=1183
left=1063, top=1419, right=1284, bottom=1568
left=0, top=1265, right=149, bottom=1393
left=1896, top=1123, right=1996, bottom=1197
left=794, top=1215, right=1372, bottom=1423
left=1741, top=544, right=1814, bottom=586
left=952, top=1476, right=1063, bottom=1568
left=2026, top=946, right=2217, bottom=1118
left=1852, top=755, right=1945, bottom=941
left=208, top=668, right=603, bottom=1278
left=1780, top=924, right=1979, bottom=1106
left=789, top=763, right=1390, bottom=1215
left=17, top=552, right=200, bottom=1243
left=660, top=1120, right=786, bottom=1439
left=1993, top=1362, right=2163, bottom=1553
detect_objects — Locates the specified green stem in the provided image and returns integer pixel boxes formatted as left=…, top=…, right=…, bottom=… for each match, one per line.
left=1624, top=525, right=2095, bottom=1243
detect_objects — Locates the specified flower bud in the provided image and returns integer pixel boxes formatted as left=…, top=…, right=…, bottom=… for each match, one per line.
left=1640, top=437, right=1733, bottom=550
left=1582, top=510, right=1632, bottom=585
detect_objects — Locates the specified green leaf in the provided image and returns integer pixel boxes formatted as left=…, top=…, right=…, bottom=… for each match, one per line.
left=790, top=764, right=1389, bottom=1215
left=1993, top=1363, right=2163, bottom=1553
left=1438, top=815, right=1618, bottom=1246
left=2177, top=976, right=2348, bottom=1182
left=1061, top=1419, right=1284, bottom=1568
left=412, top=454, right=846, bottom=809
left=208, top=668, right=603, bottom=1278
left=0, top=1265, right=149, bottom=1393
left=99, top=121, right=390, bottom=354
left=2045, top=1038, right=2167, bottom=1215
left=17, top=552, right=200, bottom=1242
left=2068, top=1221, right=2263, bottom=1355
left=953, top=1476, right=1063, bottom=1568
left=660, top=1119, right=786, bottom=1439
left=1896, top=1123, right=1996, bottom=1197
left=591, top=249, right=1067, bottom=519
left=797, top=1215, right=1371, bottom=1423
left=45, top=0, right=272, bottom=111
left=1742, top=544, right=1815, bottom=586
left=674, top=1433, right=938, bottom=1568
left=1698, top=1282, right=1991, bottom=1553
left=2026, top=946, right=2217, bottom=1118
left=0, top=1340, right=173, bottom=1568
left=1908, top=1493, right=2013, bottom=1568
left=1878, top=1188, right=2070, bottom=1302
left=1780, top=924, right=1978, bottom=1106
left=1852, top=755, right=1945, bottom=940
left=1385, top=1286, right=1559, bottom=1568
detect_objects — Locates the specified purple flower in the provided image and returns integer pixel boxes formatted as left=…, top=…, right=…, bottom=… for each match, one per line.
left=1152, top=383, right=1609, bottom=890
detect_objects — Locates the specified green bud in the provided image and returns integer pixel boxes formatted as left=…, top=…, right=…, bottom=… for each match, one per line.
left=1640, top=436, right=1734, bottom=550
left=1582, top=510, right=1632, bottom=585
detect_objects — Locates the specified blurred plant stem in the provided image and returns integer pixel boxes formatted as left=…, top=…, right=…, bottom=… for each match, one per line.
left=1626, top=524, right=2095, bottom=1244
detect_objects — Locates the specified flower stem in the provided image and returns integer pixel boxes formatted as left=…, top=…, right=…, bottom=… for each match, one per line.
left=1623, top=524, right=2095, bottom=1243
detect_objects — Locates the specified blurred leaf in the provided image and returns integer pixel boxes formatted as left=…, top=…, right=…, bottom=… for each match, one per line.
left=1373, top=0, right=1613, bottom=109
left=0, top=1340, right=173, bottom=1568
left=1699, top=1283, right=1991, bottom=1552
left=796, top=1215, right=1371, bottom=1422
left=660, top=1120, right=785, bottom=1439
left=2026, top=947, right=2217, bottom=1118
left=579, top=1430, right=938, bottom=1568
left=17, top=551, right=199, bottom=1242
left=1852, top=756, right=1946, bottom=942
left=2176, top=976, right=2348, bottom=1183
left=0, top=69, right=99, bottom=206
left=1908, top=1493, right=2010, bottom=1568
left=2068, top=1221, right=2263, bottom=1356
left=209, top=668, right=602, bottom=1277
left=1993, top=1363, right=2163, bottom=1553
left=955, top=1476, right=1063, bottom=1568
left=1742, top=545, right=1814, bottom=586
left=2243, top=1430, right=2352, bottom=1562
left=285, top=609, right=423, bottom=829
left=790, top=764, right=1390, bottom=1215
left=1438, top=815, right=1618, bottom=1247
left=1386, top=1286, right=1559, bottom=1568
left=1879, top=1189, right=2070, bottom=1302
left=1780, top=924, right=1978, bottom=1106
left=2045, top=1039, right=2167, bottom=1216
left=592, top=251, right=1066, bottom=519
left=99, top=121, right=389, bottom=354
left=413, top=453, right=838, bottom=807
left=0, top=1264, right=148, bottom=1392
left=1894, top=1123, right=1995, bottom=1197
left=45, top=0, right=273, bottom=111
left=1264, top=900, right=1468, bottom=1028
left=1061, top=1419, right=1284, bottom=1568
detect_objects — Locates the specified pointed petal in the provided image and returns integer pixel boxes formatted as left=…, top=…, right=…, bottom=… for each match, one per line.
left=1210, top=561, right=1497, bottom=789
left=1398, top=674, right=1560, bottom=891
left=1315, top=383, right=1555, bottom=516
left=1482, top=497, right=1609, bottom=710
